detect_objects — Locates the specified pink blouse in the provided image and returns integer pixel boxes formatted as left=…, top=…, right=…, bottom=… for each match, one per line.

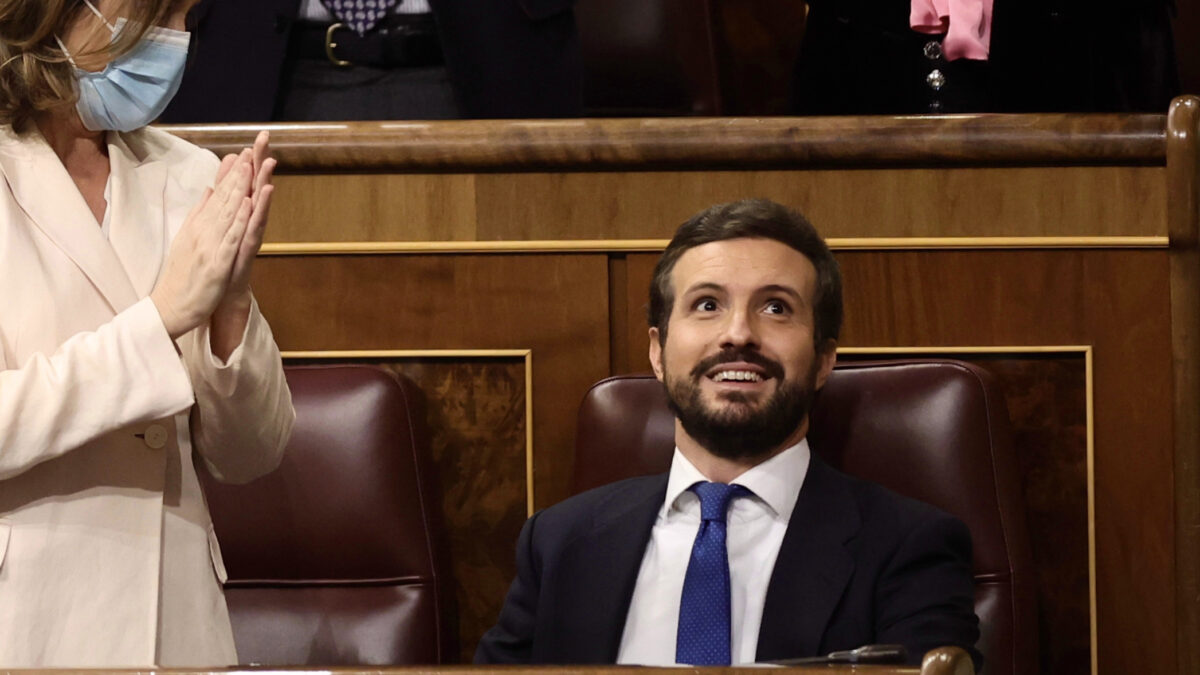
left=910, top=0, right=993, bottom=61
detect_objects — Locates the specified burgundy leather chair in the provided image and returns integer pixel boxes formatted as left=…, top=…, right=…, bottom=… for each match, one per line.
left=573, top=360, right=1037, bottom=675
left=200, top=365, right=455, bottom=665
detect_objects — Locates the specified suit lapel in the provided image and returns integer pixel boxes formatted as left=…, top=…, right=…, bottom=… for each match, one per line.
left=556, top=476, right=666, bottom=662
left=0, top=128, right=138, bottom=314
left=756, top=456, right=861, bottom=661
left=107, top=132, right=167, bottom=298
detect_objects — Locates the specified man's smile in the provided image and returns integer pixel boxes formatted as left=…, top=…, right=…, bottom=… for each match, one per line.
left=704, top=362, right=773, bottom=393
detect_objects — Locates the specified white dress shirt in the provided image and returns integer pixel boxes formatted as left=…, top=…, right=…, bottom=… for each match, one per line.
left=616, top=440, right=811, bottom=666
left=299, top=0, right=431, bottom=21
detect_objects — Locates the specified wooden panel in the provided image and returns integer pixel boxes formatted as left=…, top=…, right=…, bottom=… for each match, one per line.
left=261, top=167, right=1166, bottom=244
left=471, top=167, right=1166, bottom=241
left=388, top=359, right=525, bottom=664
left=269, top=174, right=478, bottom=242
left=250, top=254, right=611, bottom=510
left=1167, top=96, right=1200, bottom=675
left=981, top=357, right=1091, bottom=675
left=624, top=249, right=1172, bottom=675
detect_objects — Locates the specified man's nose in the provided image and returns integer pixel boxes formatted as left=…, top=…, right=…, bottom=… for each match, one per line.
left=719, top=308, right=760, bottom=349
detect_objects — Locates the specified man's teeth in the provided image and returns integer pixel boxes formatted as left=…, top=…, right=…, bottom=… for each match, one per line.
left=712, top=370, right=763, bottom=382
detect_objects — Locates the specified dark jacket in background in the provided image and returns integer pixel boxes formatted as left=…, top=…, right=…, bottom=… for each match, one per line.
left=161, top=0, right=582, bottom=123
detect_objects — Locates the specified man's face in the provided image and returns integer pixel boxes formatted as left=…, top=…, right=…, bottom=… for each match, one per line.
left=648, top=237, right=836, bottom=460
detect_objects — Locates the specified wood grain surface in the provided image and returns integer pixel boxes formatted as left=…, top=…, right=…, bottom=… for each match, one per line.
left=1167, top=95, right=1200, bottom=675
left=385, top=359, right=526, bottom=664
left=262, top=166, right=1167, bottom=245
left=161, top=114, right=1165, bottom=172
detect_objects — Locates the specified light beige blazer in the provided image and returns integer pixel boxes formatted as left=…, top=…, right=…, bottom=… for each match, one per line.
left=0, top=124, right=294, bottom=667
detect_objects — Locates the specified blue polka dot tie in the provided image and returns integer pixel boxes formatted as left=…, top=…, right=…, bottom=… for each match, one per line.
left=320, top=0, right=400, bottom=35
left=676, top=481, right=751, bottom=666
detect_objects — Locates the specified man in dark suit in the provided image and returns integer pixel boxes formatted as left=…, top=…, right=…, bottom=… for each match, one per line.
left=475, top=199, right=981, bottom=668
left=160, top=0, right=581, bottom=123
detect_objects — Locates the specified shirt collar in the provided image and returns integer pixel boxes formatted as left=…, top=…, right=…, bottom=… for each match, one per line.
left=661, top=438, right=811, bottom=523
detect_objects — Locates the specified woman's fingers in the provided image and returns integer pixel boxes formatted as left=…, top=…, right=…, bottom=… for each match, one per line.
left=234, top=184, right=272, bottom=274
left=252, top=131, right=269, bottom=181
left=211, top=150, right=250, bottom=209
left=214, top=152, right=238, bottom=184
left=215, top=162, right=253, bottom=227
left=253, top=156, right=276, bottom=201
left=246, top=183, right=273, bottom=241
left=222, top=197, right=254, bottom=262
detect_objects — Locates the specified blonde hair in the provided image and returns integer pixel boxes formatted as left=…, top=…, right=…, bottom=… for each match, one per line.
left=0, top=0, right=183, bottom=130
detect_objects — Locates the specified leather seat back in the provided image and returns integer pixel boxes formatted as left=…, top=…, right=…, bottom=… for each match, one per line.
left=201, top=365, right=454, bottom=665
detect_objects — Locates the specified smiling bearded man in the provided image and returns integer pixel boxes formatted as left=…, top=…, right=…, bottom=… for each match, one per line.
left=476, top=199, right=982, bottom=670
left=662, top=343, right=819, bottom=461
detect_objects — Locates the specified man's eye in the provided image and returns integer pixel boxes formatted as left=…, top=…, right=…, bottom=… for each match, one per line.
left=765, top=300, right=789, bottom=315
left=693, top=298, right=718, bottom=312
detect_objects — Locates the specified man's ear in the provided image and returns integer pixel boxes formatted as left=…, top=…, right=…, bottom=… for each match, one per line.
left=814, top=340, right=837, bottom=390
left=648, top=327, right=664, bottom=382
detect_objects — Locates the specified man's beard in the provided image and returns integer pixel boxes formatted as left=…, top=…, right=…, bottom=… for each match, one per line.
left=662, top=347, right=818, bottom=461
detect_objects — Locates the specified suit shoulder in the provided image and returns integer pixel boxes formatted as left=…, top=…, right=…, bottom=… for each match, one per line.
left=532, top=474, right=665, bottom=534
left=823, top=462, right=965, bottom=535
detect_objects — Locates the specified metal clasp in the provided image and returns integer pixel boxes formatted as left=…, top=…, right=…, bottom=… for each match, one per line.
left=325, top=22, right=352, bottom=67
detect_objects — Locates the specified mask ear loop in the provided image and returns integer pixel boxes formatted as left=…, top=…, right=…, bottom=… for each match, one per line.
left=81, top=0, right=117, bottom=32
left=53, top=35, right=80, bottom=69
left=54, top=0, right=118, bottom=71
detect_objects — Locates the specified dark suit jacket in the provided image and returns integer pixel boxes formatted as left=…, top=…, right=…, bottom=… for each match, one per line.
left=160, top=0, right=582, bottom=123
left=475, top=456, right=982, bottom=668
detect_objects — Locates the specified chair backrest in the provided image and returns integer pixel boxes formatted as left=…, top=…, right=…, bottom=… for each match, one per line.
left=576, top=0, right=722, bottom=116
left=200, top=365, right=455, bottom=665
left=573, top=360, right=1037, bottom=675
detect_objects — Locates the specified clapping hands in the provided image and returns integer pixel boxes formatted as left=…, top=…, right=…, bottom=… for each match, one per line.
left=151, top=131, right=276, bottom=349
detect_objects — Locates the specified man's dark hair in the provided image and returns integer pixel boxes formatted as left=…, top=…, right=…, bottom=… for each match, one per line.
left=648, top=198, right=842, bottom=351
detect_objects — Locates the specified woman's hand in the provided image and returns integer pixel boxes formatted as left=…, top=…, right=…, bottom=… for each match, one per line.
left=150, top=149, right=255, bottom=340
left=210, top=131, right=276, bottom=359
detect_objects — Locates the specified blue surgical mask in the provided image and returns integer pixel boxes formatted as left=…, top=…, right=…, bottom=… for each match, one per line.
left=56, top=0, right=189, bottom=132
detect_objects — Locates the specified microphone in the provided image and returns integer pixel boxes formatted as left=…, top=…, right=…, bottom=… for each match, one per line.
left=763, top=643, right=908, bottom=666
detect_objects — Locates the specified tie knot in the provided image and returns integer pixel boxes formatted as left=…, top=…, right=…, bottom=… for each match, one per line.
left=690, top=482, right=750, bottom=522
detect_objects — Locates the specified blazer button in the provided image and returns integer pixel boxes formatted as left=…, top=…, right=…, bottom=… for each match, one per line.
left=143, top=424, right=169, bottom=450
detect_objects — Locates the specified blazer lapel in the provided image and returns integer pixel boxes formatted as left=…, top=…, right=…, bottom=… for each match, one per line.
left=107, top=132, right=167, bottom=298
left=0, top=128, right=138, bottom=314
left=555, top=476, right=666, bottom=662
left=756, top=456, right=861, bottom=662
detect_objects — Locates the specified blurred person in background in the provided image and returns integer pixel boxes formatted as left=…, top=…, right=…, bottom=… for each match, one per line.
left=0, top=0, right=294, bottom=666
left=160, top=0, right=583, bottom=122
left=792, top=0, right=1180, bottom=114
